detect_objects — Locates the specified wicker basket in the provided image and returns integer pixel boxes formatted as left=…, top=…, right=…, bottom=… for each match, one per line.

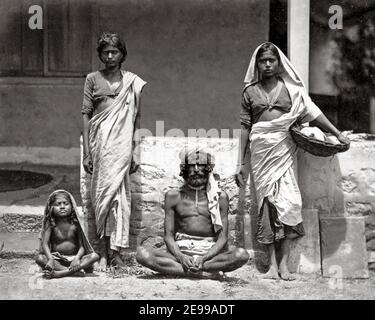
left=290, top=125, right=350, bottom=157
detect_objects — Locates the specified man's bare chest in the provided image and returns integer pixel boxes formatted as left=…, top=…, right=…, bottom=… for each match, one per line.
left=176, top=194, right=210, bottom=219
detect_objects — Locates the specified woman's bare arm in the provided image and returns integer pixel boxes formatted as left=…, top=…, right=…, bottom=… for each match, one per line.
left=82, top=114, right=93, bottom=174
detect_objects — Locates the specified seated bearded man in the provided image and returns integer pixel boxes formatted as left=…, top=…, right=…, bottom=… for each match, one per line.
left=136, top=147, right=249, bottom=279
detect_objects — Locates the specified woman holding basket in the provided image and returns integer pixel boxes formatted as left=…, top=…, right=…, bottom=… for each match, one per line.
left=235, top=42, right=349, bottom=280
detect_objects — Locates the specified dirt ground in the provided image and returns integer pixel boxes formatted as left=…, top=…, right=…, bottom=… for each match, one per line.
left=0, top=258, right=374, bottom=300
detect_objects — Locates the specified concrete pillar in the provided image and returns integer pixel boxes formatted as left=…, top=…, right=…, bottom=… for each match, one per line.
left=287, top=0, right=323, bottom=275
left=288, top=1, right=313, bottom=194
left=287, top=0, right=310, bottom=90
left=288, top=209, right=321, bottom=274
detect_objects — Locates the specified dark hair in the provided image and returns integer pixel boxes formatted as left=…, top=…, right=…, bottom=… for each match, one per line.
left=97, top=32, right=127, bottom=65
left=44, top=191, right=78, bottom=229
left=255, top=42, right=281, bottom=64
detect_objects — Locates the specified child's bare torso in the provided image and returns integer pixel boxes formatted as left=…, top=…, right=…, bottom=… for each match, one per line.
left=50, top=222, right=79, bottom=255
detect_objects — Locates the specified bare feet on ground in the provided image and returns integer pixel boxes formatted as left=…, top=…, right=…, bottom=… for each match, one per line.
left=94, top=256, right=108, bottom=272
left=278, top=264, right=295, bottom=281
left=262, top=266, right=280, bottom=280
left=111, top=253, right=127, bottom=269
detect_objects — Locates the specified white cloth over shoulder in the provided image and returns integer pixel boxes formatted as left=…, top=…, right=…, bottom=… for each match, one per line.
left=88, top=71, right=146, bottom=251
left=207, top=172, right=223, bottom=233
left=244, top=42, right=322, bottom=123
left=243, top=43, right=321, bottom=226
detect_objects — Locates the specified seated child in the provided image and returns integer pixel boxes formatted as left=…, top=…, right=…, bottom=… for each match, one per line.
left=35, top=190, right=99, bottom=279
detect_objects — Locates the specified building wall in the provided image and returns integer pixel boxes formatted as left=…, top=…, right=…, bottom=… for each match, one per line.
left=0, top=78, right=84, bottom=148
left=0, top=0, right=269, bottom=149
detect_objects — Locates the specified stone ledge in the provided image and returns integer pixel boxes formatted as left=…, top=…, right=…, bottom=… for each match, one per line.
left=0, top=231, right=39, bottom=256
left=0, top=205, right=44, bottom=217
left=0, top=206, right=84, bottom=232
left=0, top=250, right=38, bottom=259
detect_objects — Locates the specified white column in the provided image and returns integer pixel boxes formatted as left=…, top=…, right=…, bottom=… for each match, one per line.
left=288, top=0, right=310, bottom=91
left=288, top=0, right=312, bottom=198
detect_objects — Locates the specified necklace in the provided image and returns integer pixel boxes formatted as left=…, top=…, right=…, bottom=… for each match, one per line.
left=186, top=185, right=205, bottom=209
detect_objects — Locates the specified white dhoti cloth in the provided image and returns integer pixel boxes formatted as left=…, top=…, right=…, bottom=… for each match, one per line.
left=250, top=113, right=302, bottom=226
left=175, top=232, right=216, bottom=257
left=81, top=71, right=146, bottom=252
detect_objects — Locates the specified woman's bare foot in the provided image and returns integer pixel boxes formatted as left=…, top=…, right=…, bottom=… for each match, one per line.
left=262, top=266, right=280, bottom=280
left=111, top=252, right=126, bottom=269
left=279, top=264, right=295, bottom=281
left=94, top=256, right=108, bottom=272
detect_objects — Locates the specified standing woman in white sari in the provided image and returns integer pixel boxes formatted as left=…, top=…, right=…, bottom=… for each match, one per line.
left=81, top=32, right=146, bottom=270
left=235, top=42, right=349, bottom=280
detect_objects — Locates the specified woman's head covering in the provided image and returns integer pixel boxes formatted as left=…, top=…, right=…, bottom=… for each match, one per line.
left=244, top=42, right=304, bottom=87
left=42, top=190, right=79, bottom=229
left=243, top=42, right=322, bottom=123
left=38, top=190, right=94, bottom=255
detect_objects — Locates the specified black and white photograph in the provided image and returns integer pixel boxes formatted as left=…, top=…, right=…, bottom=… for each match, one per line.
left=0, top=0, right=374, bottom=304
